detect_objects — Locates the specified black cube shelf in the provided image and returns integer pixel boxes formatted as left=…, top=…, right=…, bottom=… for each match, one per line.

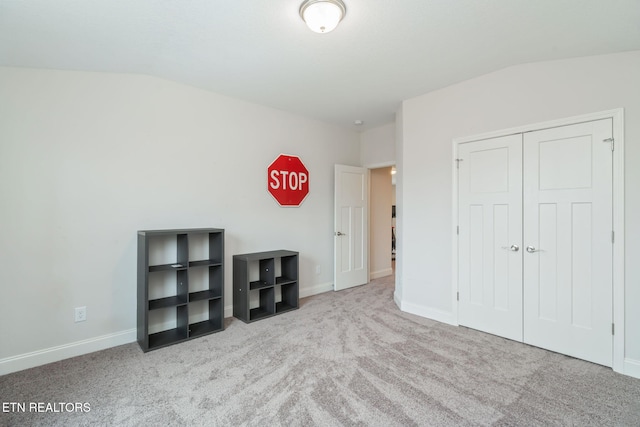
left=232, top=250, right=299, bottom=323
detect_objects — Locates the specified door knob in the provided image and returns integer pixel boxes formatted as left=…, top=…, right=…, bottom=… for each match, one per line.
left=335, top=231, right=345, bottom=236
left=526, top=246, right=542, bottom=253
left=501, top=244, right=519, bottom=251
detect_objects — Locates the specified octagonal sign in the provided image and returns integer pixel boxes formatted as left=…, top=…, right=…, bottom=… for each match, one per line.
left=268, top=154, right=309, bottom=206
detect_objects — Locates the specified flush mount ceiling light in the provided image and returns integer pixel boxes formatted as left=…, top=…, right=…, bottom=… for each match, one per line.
left=300, top=0, right=346, bottom=34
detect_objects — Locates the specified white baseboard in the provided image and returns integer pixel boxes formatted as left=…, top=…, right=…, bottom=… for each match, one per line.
left=370, top=268, right=393, bottom=280
left=3, top=303, right=638, bottom=381
left=623, top=358, right=640, bottom=379
left=398, top=302, right=640, bottom=379
left=393, top=291, right=402, bottom=309
left=224, top=304, right=233, bottom=319
left=1, top=280, right=335, bottom=376
left=223, top=282, right=333, bottom=318
left=300, top=281, right=334, bottom=298
left=399, top=300, right=457, bottom=326
left=0, top=329, right=137, bottom=376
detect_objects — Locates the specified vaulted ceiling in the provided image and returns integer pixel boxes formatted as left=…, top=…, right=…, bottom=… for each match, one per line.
left=1, top=0, right=639, bottom=129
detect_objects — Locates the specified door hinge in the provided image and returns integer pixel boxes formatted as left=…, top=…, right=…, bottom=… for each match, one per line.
left=457, top=291, right=459, bottom=301
left=603, top=137, right=614, bottom=151
left=612, top=323, right=615, bottom=335
left=456, top=226, right=459, bottom=235
left=612, top=230, right=615, bottom=243
left=455, top=158, right=464, bottom=169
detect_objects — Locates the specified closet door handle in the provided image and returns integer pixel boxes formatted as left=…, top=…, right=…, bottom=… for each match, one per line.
left=526, top=246, right=542, bottom=253
left=501, top=244, right=519, bottom=252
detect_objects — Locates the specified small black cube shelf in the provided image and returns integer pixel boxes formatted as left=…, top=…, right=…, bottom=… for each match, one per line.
left=233, top=250, right=299, bottom=323
left=137, top=228, right=224, bottom=352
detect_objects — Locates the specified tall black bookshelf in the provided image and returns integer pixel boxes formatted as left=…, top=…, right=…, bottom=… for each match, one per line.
left=137, top=228, right=224, bottom=352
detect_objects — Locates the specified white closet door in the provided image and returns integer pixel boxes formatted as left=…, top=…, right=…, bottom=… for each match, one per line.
left=458, top=134, right=523, bottom=341
left=523, top=119, right=613, bottom=366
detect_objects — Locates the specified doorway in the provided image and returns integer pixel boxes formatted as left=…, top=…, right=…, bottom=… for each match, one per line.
left=369, top=166, right=396, bottom=280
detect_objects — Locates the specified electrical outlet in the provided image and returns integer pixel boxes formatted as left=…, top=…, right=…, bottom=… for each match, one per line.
left=75, top=306, right=87, bottom=323
left=315, top=265, right=321, bottom=275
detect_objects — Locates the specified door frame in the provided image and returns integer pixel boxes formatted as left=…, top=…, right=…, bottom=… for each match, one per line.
left=451, top=108, right=625, bottom=374
left=366, top=161, right=396, bottom=282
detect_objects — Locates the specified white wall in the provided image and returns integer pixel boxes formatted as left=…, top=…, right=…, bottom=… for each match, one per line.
left=396, top=50, right=640, bottom=376
left=0, top=67, right=360, bottom=373
left=369, top=167, right=393, bottom=279
left=360, top=123, right=395, bottom=168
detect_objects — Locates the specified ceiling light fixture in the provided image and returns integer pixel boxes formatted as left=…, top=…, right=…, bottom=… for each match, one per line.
left=299, top=0, right=346, bottom=34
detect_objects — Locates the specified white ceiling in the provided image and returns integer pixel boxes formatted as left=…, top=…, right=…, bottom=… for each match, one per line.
left=1, top=0, right=639, bottom=130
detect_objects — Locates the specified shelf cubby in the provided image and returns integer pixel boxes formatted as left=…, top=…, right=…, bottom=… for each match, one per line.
left=147, top=305, right=188, bottom=351
left=277, top=282, right=298, bottom=314
left=148, top=328, right=188, bottom=350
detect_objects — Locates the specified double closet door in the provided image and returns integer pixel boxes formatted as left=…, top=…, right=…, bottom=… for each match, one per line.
left=458, top=119, right=613, bottom=367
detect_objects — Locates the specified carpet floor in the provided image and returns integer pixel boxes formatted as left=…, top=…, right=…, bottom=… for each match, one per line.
left=1, top=276, right=639, bottom=426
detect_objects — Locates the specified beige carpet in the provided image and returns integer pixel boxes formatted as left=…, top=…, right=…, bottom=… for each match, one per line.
left=1, top=276, right=639, bottom=426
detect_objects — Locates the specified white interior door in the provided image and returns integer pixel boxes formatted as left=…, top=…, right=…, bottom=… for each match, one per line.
left=458, top=134, right=523, bottom=341
left=334, top=164, right=368, bottom=291
left=523, top=119, right=613, bottom=366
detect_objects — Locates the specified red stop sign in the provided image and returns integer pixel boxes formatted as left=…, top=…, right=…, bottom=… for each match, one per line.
left=268, top=154, right=309, bottom=206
